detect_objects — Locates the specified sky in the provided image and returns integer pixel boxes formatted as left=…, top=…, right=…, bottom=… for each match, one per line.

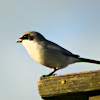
left=0, top=0, right=100, bottom=100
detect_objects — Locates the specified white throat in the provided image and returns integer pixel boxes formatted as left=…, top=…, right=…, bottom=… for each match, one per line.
left=22, top=40, right=42, bottom=63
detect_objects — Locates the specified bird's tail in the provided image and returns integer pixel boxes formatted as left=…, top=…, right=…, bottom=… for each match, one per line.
left=78, top=57, right=100, bottom=64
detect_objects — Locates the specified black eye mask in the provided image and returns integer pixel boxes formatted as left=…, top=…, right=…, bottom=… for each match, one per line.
left=21, top=34, right=28, bottom=39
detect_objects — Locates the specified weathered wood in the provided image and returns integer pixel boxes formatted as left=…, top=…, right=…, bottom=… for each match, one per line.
left=38, top=70, right=100, bottom=100
left=40, top=92, right=89, bottom=100
left=89, top=95, right=100, bottom=100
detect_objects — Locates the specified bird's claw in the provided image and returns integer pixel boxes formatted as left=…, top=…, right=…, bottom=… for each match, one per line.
left=41, top=73, right=57, bottom=78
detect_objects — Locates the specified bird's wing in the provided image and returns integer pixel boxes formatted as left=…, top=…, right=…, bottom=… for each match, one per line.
left=41, top=40, right=79, bottom=58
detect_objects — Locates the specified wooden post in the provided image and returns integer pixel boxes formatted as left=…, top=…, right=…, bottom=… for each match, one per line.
left=38, top=70, right=100, bottom=100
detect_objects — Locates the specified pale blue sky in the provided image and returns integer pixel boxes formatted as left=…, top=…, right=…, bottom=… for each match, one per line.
left=1, top=0, right=100, bottom=100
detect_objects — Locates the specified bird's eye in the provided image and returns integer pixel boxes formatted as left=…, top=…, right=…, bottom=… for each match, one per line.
left=21, top=35, right=28, bottom=39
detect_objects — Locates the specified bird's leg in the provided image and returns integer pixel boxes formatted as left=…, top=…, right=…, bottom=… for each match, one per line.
left=41, top=68, right=59, bottom=77
left=47, top=68, right=59, bottom=76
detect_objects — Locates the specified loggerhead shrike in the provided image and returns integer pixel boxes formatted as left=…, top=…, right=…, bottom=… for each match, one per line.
left=16, top=31, right=100, bottom=76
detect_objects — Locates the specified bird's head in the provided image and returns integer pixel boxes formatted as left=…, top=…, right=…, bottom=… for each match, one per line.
left=16, top=31, right=45, bottom=43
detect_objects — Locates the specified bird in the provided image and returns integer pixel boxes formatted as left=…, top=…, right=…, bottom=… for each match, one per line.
left=16, top=31, right=100, bottom=76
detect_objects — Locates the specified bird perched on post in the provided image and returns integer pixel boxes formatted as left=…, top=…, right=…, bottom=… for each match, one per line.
left=16, top=31, right=100, bottom=76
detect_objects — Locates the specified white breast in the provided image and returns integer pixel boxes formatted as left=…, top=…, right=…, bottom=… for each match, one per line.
left=22, top=40, right=43, bottom=64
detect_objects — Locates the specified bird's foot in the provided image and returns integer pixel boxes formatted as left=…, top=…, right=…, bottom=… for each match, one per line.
left=40, top=68, right=59, bottom=78
left=41, top=73, right=57, bottom=78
